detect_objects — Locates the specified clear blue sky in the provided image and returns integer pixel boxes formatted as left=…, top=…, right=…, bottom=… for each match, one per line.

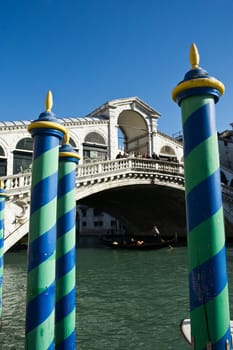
left=0, top=0, right=233, bottom=136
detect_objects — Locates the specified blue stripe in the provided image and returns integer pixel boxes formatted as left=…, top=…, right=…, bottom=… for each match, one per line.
left=189, top=247, right=227, bottom=311
left=47, top=340, right=55, bottom=350
left=0, top=257, right=3, bottom=269
left=28, top=225, right=56, bottom=272
left=55, top=330, right=75, bottom=349
left=55, top=287, right=76, bottom=322
left=30, top=172, right=58, bottom=215
left=0, top=237, right=3, bottom=249
left=57, top=208, right=76, bottom=239
left=211, top=328, right=232, bottom=350
left=32, top=132, right=60, bottom=159
left=26, top=281, right=55, bottom=333
left=0, top=221, right=4, bottom=232
left=56, top=248, right=76, bottom=280
left=183, top=103, right=216, bottom=157
left=0, top=201, right=5, bottom=210
left=186, top=170, right=222, bottom=231
left=58, top=170, right=76, bottom=198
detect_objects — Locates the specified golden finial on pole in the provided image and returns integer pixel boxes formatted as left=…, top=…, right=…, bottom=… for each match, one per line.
left=190, top=43, right=200, bottom=69
left=45, top=90, right=53, bottom=112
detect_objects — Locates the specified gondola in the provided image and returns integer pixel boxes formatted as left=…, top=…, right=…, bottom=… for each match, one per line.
left=101, top=234, right=177, bottom=250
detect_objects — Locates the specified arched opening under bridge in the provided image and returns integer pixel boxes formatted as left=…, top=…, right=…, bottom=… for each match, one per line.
left=78, top=184, right=186, bottom=238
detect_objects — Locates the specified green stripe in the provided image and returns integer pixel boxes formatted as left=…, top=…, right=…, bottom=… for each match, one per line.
left=184, top=134, right=219, bottom=194
left=55, top=309, right=75, bottom=345
left=58, top=162, right=76, bottom=180
left=181, top=95, right=211, bottom=125
left=29, top=198, right=57, bottom=243
left=191, top=285, right=230, bottom=348
left=0, top=211, right=4, bottom=220
left=27, top=252, right=55, bottom=302
left=206, top=285, right=231, bottom=343
left=26, top=310, right=55, bottom=350
left=56, top=268, right=76, bottom=301
left=32, top=148, right=59, bottom=187
left=56, top=228, right=76, bottom=259
left=188, top=208, right=225, bottom=271
left=57, top=189, right=76, bottom=218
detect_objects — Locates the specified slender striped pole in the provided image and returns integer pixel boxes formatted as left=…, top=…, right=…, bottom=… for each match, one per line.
left=0, top=181, right=8, bottom=328
left=172, top=44, right=232, bottom=350
left=25, top=91, right=68, bottom=349
left=55, top=143, right=80, bottom=349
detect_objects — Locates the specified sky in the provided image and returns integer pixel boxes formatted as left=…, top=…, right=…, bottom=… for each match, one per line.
left=0, top=0, right=233, bottom=136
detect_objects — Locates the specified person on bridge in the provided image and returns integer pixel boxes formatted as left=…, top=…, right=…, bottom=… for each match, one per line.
left=116, top=151, right=123, bottom=159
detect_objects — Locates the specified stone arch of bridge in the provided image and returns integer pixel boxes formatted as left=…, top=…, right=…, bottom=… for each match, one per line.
left=77, top=181, right=186, bottom=238
left=117, top=110, right=149, bottom=155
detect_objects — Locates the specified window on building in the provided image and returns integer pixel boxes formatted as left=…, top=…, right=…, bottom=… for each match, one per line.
left=94, top=221, right=103, bottom=227
left=82, top=221, right=87, bottom=227
left=13, top=138, right=33, bottom=174
left=83, top=132, right=107, bottom=163
left=0, top=146, right=7, bottom=176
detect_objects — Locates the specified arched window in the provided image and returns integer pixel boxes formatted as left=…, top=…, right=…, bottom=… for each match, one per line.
left=0, top=145, right=7, bottom=176
left=85, top=132, right=105, bottom=144
left=13, top=138, right=33, bottom=174
left=69, top=137, right=79, bottom=152
left=159, top=145, right=177, bottom=161
left=83, top=132, right=107, bottom=163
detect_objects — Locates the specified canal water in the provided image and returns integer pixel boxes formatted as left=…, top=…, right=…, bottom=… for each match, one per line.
left=1, top=246, right=233, bottom=349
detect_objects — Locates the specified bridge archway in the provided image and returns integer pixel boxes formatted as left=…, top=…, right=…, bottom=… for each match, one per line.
left=118, top=110, right=149, bottom=155
left=78, top=183, right=186, bottom=237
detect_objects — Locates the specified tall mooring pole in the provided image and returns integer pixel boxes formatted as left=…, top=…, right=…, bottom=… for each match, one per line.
left=55, top=143, right=80, bottom=349
left=172, top=44, right=232, bottom=350
left=25, top=91, right=68, bottom=349
left=0, top=181, right=8, bottom=329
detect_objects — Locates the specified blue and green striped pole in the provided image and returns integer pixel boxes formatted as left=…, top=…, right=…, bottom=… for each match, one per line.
left=25, top=91, right=68, bottom=349
left=55, top=143, right=80, bottom=349
left=172, top=44, right=232, bottom=349
left=0, top=181, right=8, bottom=328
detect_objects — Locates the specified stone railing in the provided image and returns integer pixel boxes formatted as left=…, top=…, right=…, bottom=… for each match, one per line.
left=1, top=158, right=184, bottom=197
left=76, top=157, right=184, bottom=178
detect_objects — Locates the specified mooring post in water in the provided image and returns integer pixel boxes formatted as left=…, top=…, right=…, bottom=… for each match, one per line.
left=25, top=91, right=68, bottom=349
left=172, top=44, right=232, bottom=350
left=0, top=180, right=8, bottom=329
left=55, top=143, right=80, bottom=349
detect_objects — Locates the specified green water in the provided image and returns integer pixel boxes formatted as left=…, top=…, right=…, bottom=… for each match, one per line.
left=1, top=246, right=233, bottom=349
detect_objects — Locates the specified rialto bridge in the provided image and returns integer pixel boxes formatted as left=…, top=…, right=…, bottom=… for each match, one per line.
left=2, top=157, right=233, bottom=252
left=0, top=96, right=233, bottom=251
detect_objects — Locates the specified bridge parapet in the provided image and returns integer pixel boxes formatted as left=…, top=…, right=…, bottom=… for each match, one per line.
left=77, top=157, right=184, bottom=178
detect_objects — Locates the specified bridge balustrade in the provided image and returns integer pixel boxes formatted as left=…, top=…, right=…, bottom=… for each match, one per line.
left=0, top=158, right=185, bottom=196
